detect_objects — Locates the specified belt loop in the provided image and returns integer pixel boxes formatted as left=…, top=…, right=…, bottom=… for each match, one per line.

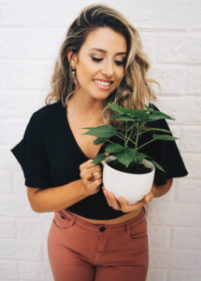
left=125, top=221, right=130, bottom=236
left=69, top=215, right=76, bottom=226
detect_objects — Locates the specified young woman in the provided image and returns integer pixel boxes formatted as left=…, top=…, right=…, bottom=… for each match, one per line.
left=10, top=4, right=188, bottom=281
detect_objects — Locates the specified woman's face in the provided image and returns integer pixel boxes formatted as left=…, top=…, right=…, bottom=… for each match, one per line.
left=68, top=27, right=127, bottom=101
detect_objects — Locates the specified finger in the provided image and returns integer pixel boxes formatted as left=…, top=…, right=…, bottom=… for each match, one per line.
left=108, top=192, right=121, bottom=210
left=102, top=187, right=114, bottom=208
left=85, top=159, right=97, bottom=168
left=145, top=188, right=155, bottom=203
left=103, top=190, right=112, bottom=207
left=87, top=173, right=94, bottom=181
left=124, top=197, right=146, bottom=211
left=118, top=197, right=136, bottom=213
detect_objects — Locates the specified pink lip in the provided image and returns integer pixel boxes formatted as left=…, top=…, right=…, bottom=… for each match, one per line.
left=93, top=80, right=113, bottom=90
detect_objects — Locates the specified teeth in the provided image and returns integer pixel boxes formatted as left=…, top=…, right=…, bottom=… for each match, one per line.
left=94, top=80, right=112, bottom=86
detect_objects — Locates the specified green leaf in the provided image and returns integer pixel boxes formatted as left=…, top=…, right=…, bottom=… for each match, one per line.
left=107, top=103, right=131, bottom=114
left=140, top=128, right=173, bottom=134
left=143, top=103, right=154, bottom=112
left=152, top=111, right=175, bottom=120
left=93, top=137, right=109, bottom=145
left=152, top=134, right=179, bottom=141
left=138, top=115, right=172, bottom=123
left=118, top=114, right=133, bottom=121
left=135, top=152, right=150, bottom=163
left=81, top=125, right=116, bottom=138
left=149, top=159, right=167, bottom=173
left=107, top=102, right=147, bottom=117
left=104, top=143, right=125, bottom=153
left=114, top=147, right=137, bottom=168
left=91, top=153, right=108, bottom=164
left=110, top=113, right=122, bottom=119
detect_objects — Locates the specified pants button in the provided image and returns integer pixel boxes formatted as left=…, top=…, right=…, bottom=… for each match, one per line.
left=99, top=226, right=105, bottom=232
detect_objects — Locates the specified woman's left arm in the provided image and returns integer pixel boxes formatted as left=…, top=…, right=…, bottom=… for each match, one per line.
left=152, top=178, right=173, bottom=198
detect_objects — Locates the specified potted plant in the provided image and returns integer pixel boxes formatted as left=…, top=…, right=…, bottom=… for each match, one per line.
left=82, top=103, right=178, bottom=204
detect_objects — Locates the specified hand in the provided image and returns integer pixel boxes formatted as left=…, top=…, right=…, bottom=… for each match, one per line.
left=102, top=185, right=155, bottom=213
left=79, top=152, right=110, bottom=196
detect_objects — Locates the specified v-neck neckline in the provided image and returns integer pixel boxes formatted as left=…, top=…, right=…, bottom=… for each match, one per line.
left=60, top=99, right=105, bottom=160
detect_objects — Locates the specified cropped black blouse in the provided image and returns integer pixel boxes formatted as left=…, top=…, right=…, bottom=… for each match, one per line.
left=10, top=99, right=188, bottom=219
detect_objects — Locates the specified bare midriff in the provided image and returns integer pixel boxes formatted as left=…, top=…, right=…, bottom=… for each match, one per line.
left=68, top=206, right=144, bottom=225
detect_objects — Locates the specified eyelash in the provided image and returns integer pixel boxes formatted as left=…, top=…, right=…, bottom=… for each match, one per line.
left=91, top=57, right=125, bottom=66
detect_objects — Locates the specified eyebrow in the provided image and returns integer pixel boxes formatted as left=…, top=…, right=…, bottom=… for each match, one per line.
left=89, top=48, right=127, bottom=55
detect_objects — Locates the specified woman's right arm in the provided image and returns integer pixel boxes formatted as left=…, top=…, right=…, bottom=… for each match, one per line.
left=28, top=179, right=92, bottom=213
left=28, top=158, right=106, bottom=213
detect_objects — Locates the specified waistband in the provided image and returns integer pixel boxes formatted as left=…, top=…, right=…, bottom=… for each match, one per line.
left=57, top=207, right=146, bottom=235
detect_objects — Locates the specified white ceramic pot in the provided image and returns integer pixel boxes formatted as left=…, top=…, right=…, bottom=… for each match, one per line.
left=101, top=155, right=155, bottom=205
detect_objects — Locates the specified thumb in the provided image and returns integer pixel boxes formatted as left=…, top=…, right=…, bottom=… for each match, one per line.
left=105, top=153, right=110, bottom=156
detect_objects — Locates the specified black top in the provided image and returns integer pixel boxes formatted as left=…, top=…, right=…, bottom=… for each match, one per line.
left=10, top=99, right=188, bottom=219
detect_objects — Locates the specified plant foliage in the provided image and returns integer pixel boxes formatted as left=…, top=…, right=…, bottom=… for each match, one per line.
left=81, top=103, right=178, bottom=173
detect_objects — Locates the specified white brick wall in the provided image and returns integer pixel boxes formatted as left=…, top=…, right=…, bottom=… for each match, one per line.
left=0, top=0, right=200, bottom=280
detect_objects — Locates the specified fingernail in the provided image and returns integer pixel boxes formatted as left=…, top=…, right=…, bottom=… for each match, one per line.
left=147, top=196, right=150, bottom=201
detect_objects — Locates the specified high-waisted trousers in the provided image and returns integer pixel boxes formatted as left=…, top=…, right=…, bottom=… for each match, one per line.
left=47, top=207, right=149, bottom=281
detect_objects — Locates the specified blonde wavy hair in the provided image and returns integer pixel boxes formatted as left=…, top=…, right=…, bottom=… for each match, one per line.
left=45, top=3, right=160, bottom=138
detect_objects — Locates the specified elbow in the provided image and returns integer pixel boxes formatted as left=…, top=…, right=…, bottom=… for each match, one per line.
left=168, top=178, right=173, bottom=189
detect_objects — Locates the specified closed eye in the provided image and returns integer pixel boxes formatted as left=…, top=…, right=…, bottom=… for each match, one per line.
left=91, top=57, right=125, bottom=66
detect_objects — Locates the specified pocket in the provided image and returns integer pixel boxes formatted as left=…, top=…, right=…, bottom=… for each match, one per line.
left=129, top=220, right=147, bottom=240
left=53, top=211, right=70, bottom=230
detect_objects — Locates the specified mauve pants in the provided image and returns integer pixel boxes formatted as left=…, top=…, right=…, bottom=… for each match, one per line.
left=47, top=207, right=148, bottom=281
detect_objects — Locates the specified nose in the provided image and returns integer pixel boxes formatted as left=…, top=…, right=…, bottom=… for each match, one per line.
left=101, top=59, right=114, bottom=77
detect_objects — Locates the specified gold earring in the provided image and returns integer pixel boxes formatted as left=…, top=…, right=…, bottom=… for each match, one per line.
left=71, top=67, right=77, bottom=85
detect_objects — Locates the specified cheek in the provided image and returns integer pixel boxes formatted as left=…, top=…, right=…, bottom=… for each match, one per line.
left=77, top=63, right=97, bottom=84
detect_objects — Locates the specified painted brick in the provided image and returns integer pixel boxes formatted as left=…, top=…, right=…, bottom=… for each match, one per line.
left=157, top=34, right=201, bottom=64
left=149, top=248, right=197, bottom=270
left=181, top=126, right=201, bottom=152
left=0, top=29, right=31, bottom=58
left=20, top=261, right=54, bottom=280
left=0, top=261, right=19, bottom=279
left=18, top=218, right=52, bottom=239
left=186, top=67, right=201, bottom=95
left=172, top=227, right=201, bottom=249
left=1, top=0, right=62, bottom=27
left=0, top=239, right=43, bottom=261
left=175, top=178, right=201, bottom=204
left=168, top=270, right=201, bottom=281
left=0, top=217, right=16, bottom=238
left=149, top=66, right=186, bottom=95
left=0, top=171, right=12, bottom=194
left=147, top=202, right=199, bottom=226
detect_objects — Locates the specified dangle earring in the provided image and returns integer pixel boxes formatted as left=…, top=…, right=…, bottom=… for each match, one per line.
left=71, top=67, right=77, bottom=85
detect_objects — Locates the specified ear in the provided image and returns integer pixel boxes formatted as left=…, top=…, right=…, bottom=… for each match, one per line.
left=66, top=50, right=78, bottom=67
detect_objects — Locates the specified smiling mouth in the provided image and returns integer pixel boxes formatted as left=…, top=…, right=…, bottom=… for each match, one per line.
left=92, top=79, right=114, bottom=86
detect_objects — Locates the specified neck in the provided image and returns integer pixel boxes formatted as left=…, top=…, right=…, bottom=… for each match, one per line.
left=66, top=91, right=106, bottom=124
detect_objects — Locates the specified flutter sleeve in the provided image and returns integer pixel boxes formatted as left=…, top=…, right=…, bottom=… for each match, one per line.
left=10, top=111, right=51, bottom=189
left=149, top=103, right=188, bottom=186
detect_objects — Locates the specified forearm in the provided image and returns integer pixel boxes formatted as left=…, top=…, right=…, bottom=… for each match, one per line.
left=31, top=179, right=89, bottom=213
left=153, top=178, right=173, bottom=198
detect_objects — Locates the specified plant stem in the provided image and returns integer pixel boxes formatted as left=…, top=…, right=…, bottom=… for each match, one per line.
left=126, top=123, right=136, bottom=145
left=138, top=129, right=150, bottom=135
left=115, top=132, right=136, bottom=145
left=137, top=138, right=156, bottom=150
left=135, top=122, right=139, bottom=151
left=127, top=123, right=136, bottom=132
left=125, top=121, right=127, bottom=147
